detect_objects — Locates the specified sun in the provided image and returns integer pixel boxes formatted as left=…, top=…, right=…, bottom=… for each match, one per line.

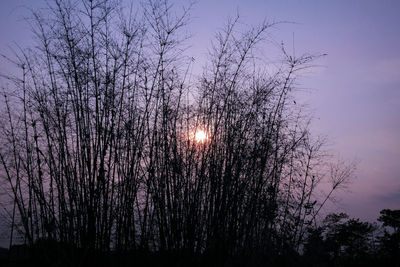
left=195, top=130, right=207, bottom=143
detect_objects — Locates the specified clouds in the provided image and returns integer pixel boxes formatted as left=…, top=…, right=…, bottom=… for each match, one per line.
left=374, top=186, right=400, bottom=206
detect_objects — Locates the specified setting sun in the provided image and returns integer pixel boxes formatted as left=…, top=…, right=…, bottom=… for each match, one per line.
left=195, top=130, right=207, bottom=143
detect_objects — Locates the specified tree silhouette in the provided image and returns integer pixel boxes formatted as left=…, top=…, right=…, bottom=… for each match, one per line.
left=0, top=0, right=357, bottom=266
left=378, top=209, right=400, bottom=232
left=377, top=209, right=400, bottom=264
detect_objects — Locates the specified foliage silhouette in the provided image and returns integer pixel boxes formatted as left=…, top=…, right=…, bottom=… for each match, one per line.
left=0, top=0, right=382, bottom=266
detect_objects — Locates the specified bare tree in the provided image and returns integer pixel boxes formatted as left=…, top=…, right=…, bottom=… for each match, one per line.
left=0, top=0, right=355, bottom=264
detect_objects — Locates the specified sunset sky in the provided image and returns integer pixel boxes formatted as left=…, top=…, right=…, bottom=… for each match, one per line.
left=0, top=0, right=399, bottom=222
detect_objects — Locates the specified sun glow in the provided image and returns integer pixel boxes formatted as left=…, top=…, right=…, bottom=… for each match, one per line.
left=194, top=130, right=207, bottom=143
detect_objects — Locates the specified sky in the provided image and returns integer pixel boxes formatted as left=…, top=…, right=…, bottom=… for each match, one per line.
left=0, top=0, right=399, bottom=223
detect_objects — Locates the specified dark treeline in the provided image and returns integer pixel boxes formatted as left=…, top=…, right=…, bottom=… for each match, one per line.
left=301, top=209, right=400, bottom=267
left=0, top=0, right=397, bottom=266
left=1, top=210, right=399, bottom=266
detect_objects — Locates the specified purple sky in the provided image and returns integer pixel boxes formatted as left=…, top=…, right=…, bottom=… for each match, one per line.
left=1, top=0, right=399, bottom=222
